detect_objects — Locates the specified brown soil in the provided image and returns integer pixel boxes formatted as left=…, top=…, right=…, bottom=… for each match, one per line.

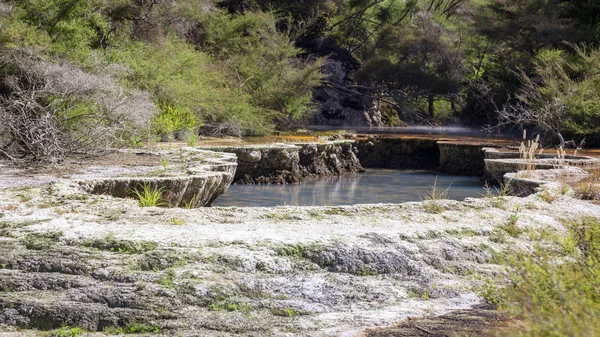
left=3, top=151, right=162, bottom=177
left=361, top=305, right=513, bottom=337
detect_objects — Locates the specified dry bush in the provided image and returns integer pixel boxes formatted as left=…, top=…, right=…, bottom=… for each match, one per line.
left=0, top=52, right=157, bottom=163
left=199, top=122, right=243, bottom=138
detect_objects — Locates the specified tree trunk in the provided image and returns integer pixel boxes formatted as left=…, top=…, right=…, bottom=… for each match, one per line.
left=428, top=94, right=435, bottom=119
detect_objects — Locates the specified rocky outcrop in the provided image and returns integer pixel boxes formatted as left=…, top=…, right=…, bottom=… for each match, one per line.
left=483, top=147, right=600, bottom=186
left=311, top=59, right=383, bottom=127
left=2, top=182, right=599, bottom=336
left=298, top=141, right=363, bottom=177
left=206, top=141, right=364, bottom=184
left=482, top=147, right=600, bottom=196
left=438, top=142, right=490, bottom=176
left=505, top=167, right=591, bottom=196
left=356, top=137, right=440, bottom=170
left=12, top=148, right=238, bottom=208
left=78, top=149, right=237, bottom=207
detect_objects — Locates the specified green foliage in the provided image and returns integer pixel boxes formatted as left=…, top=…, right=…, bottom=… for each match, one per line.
left=151, top=103, right=196, bottom=139
left=23, top=231, right=63, bottom=250
left=6, top=0, right=108, bottom=63
left=270, top=307, right=306, bottom=317
left=202, top=10, right=323, bottom=130
left=186, top=132, right=198, bottom=147
left=132, top=184, right=165, bottom=207
left=109, top=37, right=275, bottom=135
left=50, top=326, right=86, bottom=337
left=488, top=217, right=600, bottom=336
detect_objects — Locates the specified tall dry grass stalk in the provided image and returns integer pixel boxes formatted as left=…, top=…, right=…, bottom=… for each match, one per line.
left=519, top=130, right=543, bottom=175
left=555, top=146, right=566, bottom=166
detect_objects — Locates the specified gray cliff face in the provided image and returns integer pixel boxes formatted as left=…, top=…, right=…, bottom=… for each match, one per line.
left=206, top=141, right=364, bottom=184
left=312, top=59, right=383, bottom=127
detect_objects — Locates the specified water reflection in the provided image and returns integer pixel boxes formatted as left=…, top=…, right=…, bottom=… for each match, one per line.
left=212, top=169, right=485, bottom=207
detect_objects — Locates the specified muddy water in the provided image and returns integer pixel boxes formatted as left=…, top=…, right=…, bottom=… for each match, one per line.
left=212, top=169, right=486, bottom=207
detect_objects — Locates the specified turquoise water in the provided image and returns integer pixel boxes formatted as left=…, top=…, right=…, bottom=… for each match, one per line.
left=212, top=169, right=485, bottom=207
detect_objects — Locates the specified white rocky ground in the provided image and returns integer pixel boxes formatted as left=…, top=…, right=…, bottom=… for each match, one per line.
left=0, top=177, right=598, bottom=336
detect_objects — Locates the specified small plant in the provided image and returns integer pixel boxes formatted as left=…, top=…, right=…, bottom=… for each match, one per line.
left=50, top=326, right=85, bottom=337
left=419, top=177, right=450, bottom=214
left=271, top=307, right=304, bottom=317
left=484, top=217, right=600, bottom=337
left=499, top=207, right=523, bottom=237
left=538, top=188, right=556, bottom=203
left=182, top=195, right=197, bottom=209
left=160, top=158, right=169, bottom=168
left=152, top=103, right=196, bottom=141
left=574, top=180, right=600, bottom=200
left=186, top=132, right=198, bottom=147
left=482, top=180, right=511, bottom=198
left=518, top=130, right=542, bottom=176
left=169, top=218, right=185, bottom=226
left=132, top=184, right=165, bottom=207
left=555, top=145, right=566, bottom=166
left=419, top=176, right=451, bottom=201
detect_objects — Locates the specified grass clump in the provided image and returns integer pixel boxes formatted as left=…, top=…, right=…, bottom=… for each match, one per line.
left=82, top=235, right=158, bottom=254
left=485, top=216, right=600, bottom=337
left=275, top=243, right=313, bottom=258
left=497, top=208, right=523, bottom=237
left=22, top=231, right=63, bottom=250
left=419, top=176, right=451, bottom=201
left=49, top=326, right=86, bottom=337
left=132, top=184, right=165, bottom=207
left=518, top=130, right=542, bottom=176
left=419, top=177, right=451, bottom=214
left=574, top=179, right=600, bottom=201
left=270, top=307, right=306, bottom=317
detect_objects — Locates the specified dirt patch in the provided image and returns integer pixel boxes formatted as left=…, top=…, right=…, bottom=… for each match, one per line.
left=362, top=305, right=512, bottom=337
left=1, top=151, right=161, bottom=176
left=0, top=151, right=163, bottom=188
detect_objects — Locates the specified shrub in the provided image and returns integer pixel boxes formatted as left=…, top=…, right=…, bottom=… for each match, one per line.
left=487, top=217, right=600, bottom=337
left=109, top=37, right=276, bottom=136
left=151, top=103, right=197, bottom=140
left=132, top=184, right=165, bottom=207
left=0, top=53, right=156, bottom=162
left=200, top=10, right=323, bottom=130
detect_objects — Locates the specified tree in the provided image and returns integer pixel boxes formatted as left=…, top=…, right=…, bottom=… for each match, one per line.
left=490, top=45, right=600, bottom=142
left=355, top=10, right=465, bottom=121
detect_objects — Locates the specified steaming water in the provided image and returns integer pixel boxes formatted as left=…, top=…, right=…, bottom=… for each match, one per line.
left=212, top=169, right=486, bottom=207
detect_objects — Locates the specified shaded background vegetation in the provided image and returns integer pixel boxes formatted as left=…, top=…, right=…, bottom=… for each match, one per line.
left=1, top=0, right=600, bottom=161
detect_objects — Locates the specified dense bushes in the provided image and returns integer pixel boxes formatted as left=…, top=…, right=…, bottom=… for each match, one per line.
left=487, top=217, right=600, bottom=336
left=0, top=0, right=323, bottom=161
left=2, top=0, right=600, bottom=161
left=491, top=45, right=600, bottom=139
left=0, top=53, right=156, bottom=162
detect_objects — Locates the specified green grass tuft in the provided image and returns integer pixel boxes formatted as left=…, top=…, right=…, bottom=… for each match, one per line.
left=132, top=184, right=165, bottom=207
